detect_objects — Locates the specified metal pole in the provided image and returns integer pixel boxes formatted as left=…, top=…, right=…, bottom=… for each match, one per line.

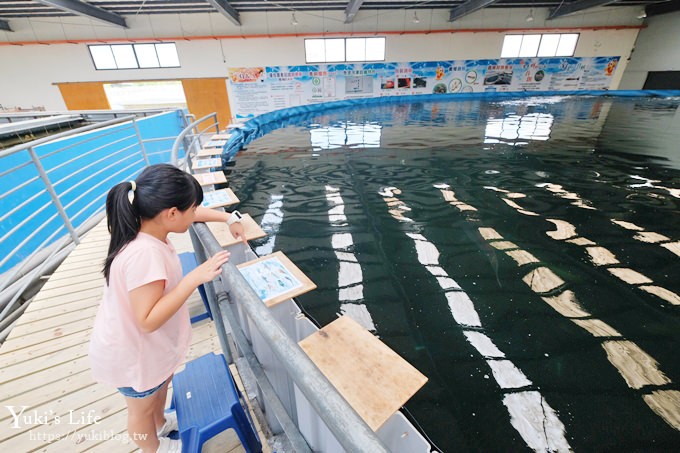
left=132, top=118, right=150, bottom=166
left=27, top=146, right=80, bottom=245
left=192, top=222, right=389, bottom=453
left=188, top=227, right=232, bottom=364
left=214, top=291, right=312, bottom=453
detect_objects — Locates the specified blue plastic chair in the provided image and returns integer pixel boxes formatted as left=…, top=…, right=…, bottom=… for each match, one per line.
left=171, top=353, right=262, bottom=453
left=178, top=252, right=212, bottom=323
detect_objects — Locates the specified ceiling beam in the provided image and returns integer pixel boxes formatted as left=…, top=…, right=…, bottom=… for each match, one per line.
left=205, top=0, right=241, bottom=26
left=344, top=0, right=365, bottom=24
left=34, top=0, right=126, bottom=27
left=646, top=0, right=680, bottom=17
left=0, top=19, right=11, bottom=32
left=548, top=0, right=618, bottom=19
left=449, top=0, right=500, bottom=22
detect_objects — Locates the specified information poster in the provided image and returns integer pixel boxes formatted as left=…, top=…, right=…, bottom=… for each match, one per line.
left=226, top=56, right=621, bottom=118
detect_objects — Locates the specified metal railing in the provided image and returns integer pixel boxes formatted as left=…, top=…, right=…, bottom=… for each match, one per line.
left=170, top=112, right=219, bottom=171
left=0, top=112, right=182, bottom=334
left=169, top=114, right=389, bottom=452
left=190, top=223, right=390, bottom=453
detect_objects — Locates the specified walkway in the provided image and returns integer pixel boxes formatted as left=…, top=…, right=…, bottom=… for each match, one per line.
left=0, top=219, right=269, bottom=452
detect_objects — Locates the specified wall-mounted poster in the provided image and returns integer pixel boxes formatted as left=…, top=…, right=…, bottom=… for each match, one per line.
left=237, top=251, right=317, bottom=307
left=225, top=56, right=622, bottom=118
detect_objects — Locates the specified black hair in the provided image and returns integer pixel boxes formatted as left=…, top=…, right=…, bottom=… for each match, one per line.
left=103, top=163, right=203, bottom=284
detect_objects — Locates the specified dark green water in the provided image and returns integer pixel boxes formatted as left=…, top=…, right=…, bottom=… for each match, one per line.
left=229, top=96, right=680, bottom=452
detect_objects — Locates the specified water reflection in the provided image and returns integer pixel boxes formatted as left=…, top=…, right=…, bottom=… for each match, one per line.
left=381, top=185, right=571, bottom=451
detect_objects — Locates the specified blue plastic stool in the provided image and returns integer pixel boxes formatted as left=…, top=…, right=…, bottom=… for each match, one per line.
left=178, top=252, right=212, bottom=323
left=171, top=353, right=262, bottom=453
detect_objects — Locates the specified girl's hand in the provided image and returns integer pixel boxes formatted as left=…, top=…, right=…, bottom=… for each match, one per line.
left=228, top=222, right=247, bottom=244
left=189, top=250, right=230, bottom=285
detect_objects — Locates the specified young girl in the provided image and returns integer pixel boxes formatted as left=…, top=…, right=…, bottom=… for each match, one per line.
left=89, top=164, right=245, bottom=453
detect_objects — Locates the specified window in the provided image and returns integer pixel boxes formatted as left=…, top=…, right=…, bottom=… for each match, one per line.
left=501, top=34, right=578, bottom=58
left=485, top=113, right=554, bottom=145
left=305, top=37, right=385, bottom=63
left=88, top=43, right=180, bottom=70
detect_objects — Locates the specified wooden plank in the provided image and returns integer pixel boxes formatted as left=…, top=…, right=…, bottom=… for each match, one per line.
left=13, top=305, right=97, bottom=333
left=32, top=280, right=103, bottom=302
left=197, top=147, right=223, bottom=158
left=0, top=355, right=90, bottom=401
left=1, top=328, right=93, bottom=366
left=0, top=369, right=94, bottom=415
left=38, top=271, right=103, bottom=291
left=236, top=251, right=316, bottom=308
left=211, top=133, right=232, bottom=140
left=39, top=267, right=103, bottom=283
left=193, top=157, right=222, bottom=171
left=0, top=320, right=93, bottom=355
left=299, top=316, right=427, bottom=431
left=1, top=392, right=123, bottom=452
left=29, top=288, right=103, bottom=310
left=0, top=382, right=106, bottom=435
left=193, top=171, right=228, bottom=186
left=23, top=294, right=99, bottom=317
left=0, top=342, right=89, bottom=385
left=201, top=188, right=240, bottom=209
left=206, top=214, right=266, bottom=247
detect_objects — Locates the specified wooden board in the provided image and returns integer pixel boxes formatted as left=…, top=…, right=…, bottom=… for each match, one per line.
left=206, top=214, right=266, bottom=248
left=298, top=316, right=428, bottom=431
left=196, top=147, right=223, bottom=158
left=205, top=139, right=227, bottom=148
left=193, top=157, right=222, bottom=170
left=236, top=251, right=316, bottom=307
left=211, top=133, right=232, bottom=140
left=201, top=188, right=240, bottom=209
left=193, top=171, right=227, bottom=186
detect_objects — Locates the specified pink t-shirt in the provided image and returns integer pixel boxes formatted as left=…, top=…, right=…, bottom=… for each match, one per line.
left=89, top=232, right=191, bottom=391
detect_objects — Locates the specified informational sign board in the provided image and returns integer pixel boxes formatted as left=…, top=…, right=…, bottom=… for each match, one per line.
left=237, top=251, right=316, bottom=307
left=226, top=56, right=621, bottom=118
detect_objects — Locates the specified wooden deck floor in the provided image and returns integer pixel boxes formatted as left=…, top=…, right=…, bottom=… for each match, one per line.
left=0, top=220, right=270, bottom=453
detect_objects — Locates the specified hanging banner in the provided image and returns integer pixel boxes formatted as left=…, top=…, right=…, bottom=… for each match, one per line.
left=226, top=56, right=621, bottom=118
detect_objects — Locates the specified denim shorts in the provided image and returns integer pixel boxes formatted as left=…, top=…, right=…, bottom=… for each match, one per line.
left=117, top=379, right=166, bottom=399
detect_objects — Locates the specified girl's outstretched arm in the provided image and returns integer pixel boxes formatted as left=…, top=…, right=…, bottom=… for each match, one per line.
left=194, top=206, right=246, bottom=243
left=128, top=250, right=230, bottom=333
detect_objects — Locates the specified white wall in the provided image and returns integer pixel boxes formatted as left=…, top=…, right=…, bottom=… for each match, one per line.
left=618, top=11, right=680, bottom=89
left=0, top=7, right=643, bottom=110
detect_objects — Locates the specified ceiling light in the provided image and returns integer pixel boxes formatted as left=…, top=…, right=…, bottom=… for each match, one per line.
left=412, top=11, right=420, bottom=24
left=526, top=9, right=534, bottom=22
left=291, top=12, right=299, bottom=26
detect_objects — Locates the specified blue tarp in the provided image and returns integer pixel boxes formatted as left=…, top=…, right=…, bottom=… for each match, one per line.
left=222, top=89, right=680, bottom=162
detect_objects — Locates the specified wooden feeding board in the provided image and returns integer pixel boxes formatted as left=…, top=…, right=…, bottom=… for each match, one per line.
left=201, top=188, right=240, bottom=209
left=197, top=147, right=223, bottom=158
left=194, top=157, right=222, bottom=170
left=205, top=139, right=227, bottom=148
left=236, top=251, right=316, bottom=308
left=193, top=171, right=227, bottom=186
left=211, top=133, right=232, bottom=140
left=298, top=316, right=428, bottom=431
left=206, top=213, right=266, bottom=247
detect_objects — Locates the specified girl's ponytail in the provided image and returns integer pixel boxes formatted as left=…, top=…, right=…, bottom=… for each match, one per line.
left=103, top=181, right=140, bottom=284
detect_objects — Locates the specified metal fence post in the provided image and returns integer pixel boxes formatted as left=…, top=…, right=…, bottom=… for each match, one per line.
left=27, top=146, right=80, bottom=245
left=192, top=222, right=390, bottom=453
left=132, top=117, right=150, bottom=165
left=188, top=227, right=233, bottom=364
